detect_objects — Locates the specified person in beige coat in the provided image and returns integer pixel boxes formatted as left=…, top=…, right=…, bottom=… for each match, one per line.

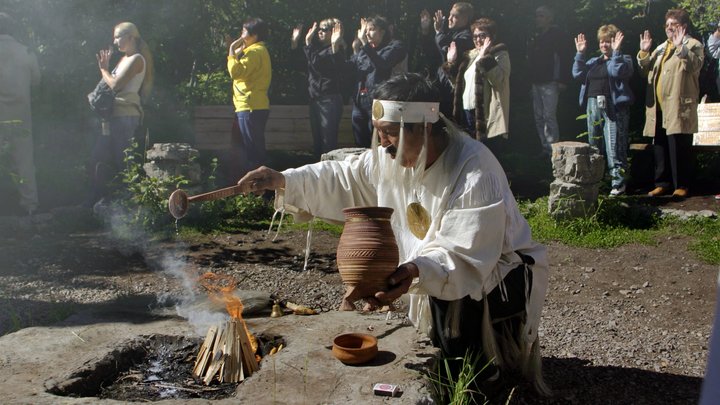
left=444, top=17, right=510, bottom=143
left=637, top=8, right=703, bottom=199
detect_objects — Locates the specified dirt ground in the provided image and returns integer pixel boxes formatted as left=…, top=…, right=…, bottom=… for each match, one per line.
left=0, top=194, right=718, bottom=404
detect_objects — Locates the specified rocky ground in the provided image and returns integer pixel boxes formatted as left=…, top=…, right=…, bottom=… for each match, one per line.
left=0, top=195, right=718, bottom=404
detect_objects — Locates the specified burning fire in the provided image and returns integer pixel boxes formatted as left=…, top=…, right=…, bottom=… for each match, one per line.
left=198, top=272, right=258, bottom=359
left=193, top=272, right=262, bottom=384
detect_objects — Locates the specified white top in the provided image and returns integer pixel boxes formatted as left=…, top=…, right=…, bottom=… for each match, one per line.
left=277, top=126, right=549, bottom=346
left=113, top=53, right=146, bottom=96
left=462, top=52, right=482, bottom=110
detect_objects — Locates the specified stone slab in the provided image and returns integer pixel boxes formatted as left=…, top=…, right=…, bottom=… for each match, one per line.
left=0, top=302, right=436, bottom=404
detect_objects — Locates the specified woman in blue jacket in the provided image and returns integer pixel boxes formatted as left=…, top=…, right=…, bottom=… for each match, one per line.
left=573, top=24, right=634, bottom=196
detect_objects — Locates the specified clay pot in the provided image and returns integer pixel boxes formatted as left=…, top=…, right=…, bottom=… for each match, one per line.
left=332, top=333, right=378, bottom=365
left=336, top=207, right=399, bottom=311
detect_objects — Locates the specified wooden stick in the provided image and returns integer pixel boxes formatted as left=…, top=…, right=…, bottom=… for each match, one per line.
left=238, top=323, right=258, bottom=373
left=193, top=325, right=218, bottom=377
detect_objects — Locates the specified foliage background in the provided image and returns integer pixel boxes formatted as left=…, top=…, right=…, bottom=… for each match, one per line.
left=0, top=0, right=718, bottom=211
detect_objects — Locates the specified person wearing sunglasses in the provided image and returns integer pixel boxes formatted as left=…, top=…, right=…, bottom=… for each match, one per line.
left=444, top=17, right=511, bottom=150
left=291, top=18, right=347, bottom=160
left=638, top=9, right=704, bottom=199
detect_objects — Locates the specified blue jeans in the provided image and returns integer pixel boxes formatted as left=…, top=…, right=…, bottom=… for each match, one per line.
left=531, top=82, right=560, bottom=153
left=309, top=94, right=343, bottom=158
left=89, top=115, right=140, bottom=201
left=351, top=92, right=373, bottom=148
left=586, top=97, right=628, bottom=188
left=236, top=109, right=269, bottom=170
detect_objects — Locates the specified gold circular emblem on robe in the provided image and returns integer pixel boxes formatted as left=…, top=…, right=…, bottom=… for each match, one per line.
left=371, top=100, right=384, bottom=120
left=406, top=202, right=430, bottom=239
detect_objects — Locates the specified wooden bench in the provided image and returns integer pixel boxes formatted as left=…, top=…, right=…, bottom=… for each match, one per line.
left=194, top=105, right=356, bottom=152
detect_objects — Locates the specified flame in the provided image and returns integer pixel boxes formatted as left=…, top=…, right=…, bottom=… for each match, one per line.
left=198, top=272, right=258, bottom=353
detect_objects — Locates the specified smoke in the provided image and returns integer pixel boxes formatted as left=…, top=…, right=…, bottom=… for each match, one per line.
left=156, top=252, right=229, bottom=336
left=97, top=203, right=229, bottom=336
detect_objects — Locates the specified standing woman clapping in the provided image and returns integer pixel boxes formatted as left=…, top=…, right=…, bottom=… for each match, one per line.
left=227, top=18, right=271, bottom=173
left=444, top=18, right=511, bottom=143
left=349, top=15, right=407, bottom=147
left=291, top=18, right=346, bottom=160
left=89, top=22, right=154, bottom=207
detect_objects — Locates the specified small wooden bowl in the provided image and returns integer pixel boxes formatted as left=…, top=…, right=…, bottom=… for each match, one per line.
left=332, top=333, right=378, bottom=365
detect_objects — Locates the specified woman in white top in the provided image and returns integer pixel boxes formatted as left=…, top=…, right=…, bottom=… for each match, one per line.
left=443, top=18, right=510, bottom=142
left=89, top=22, right=154, bottom=205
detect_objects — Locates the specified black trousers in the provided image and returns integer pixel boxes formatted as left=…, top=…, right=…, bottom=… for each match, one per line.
left=428, top=260, right=532, bottom=364
left=653, top=109, right=693, bottom=190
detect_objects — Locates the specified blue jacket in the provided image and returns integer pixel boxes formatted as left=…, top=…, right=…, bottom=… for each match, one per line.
left=572, top=50, right=634, bottom=116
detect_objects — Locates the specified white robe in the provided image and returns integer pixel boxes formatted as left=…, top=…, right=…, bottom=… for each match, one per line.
left=276, top=130, right=549, bottom=349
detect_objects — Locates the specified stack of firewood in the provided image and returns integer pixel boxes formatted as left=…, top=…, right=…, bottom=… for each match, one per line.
left=193, top=319, right=259, bottom=384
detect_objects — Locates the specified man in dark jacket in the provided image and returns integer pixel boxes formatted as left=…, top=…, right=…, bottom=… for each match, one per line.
left=527, top=5, right=572, bottom=155
left=418, top=2, right=474, bottom=117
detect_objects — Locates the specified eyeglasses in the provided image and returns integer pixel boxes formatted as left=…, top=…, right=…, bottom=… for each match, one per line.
left=665, top=22, right=679, bottom=28
left=318, top=27, right=332, bottom=32
left=473, top=33, right=487, bottom=39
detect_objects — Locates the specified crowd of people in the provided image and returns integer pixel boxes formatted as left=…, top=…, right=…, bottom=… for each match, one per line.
left=3, top=5, right=719, bottom=213
left=249, top=3, right=717, bottom=200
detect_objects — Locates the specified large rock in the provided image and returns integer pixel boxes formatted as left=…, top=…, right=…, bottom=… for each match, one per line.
left=549, top=142, right=605, bottom=221
left=143, top=143, right=202, bottom=184
left=551, top=141, right=604, bottom=184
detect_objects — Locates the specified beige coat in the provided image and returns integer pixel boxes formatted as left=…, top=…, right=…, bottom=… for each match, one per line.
left=445, top=44, right=511, bottom=140
left=637, top=36, right=704, bottom=136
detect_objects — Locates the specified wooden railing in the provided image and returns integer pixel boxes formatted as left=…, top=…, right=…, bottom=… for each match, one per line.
left=194, top=105, right=356, bottom=151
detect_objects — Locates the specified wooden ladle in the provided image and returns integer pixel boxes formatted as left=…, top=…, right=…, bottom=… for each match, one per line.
left=168, top=185, right=244, bottom=219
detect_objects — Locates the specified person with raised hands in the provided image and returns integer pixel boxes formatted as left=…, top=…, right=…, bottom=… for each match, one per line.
left=572, top=25, right=634, bottom=197
left=348, top=15, right=406, bottom=148
left=443, top=17, right=511, bottom=147
left=638, top=9, right=704, bottom=199
left=418, top=3, right=474, bottom=117
left=227, top=18, right=271, bottom=173
left=291, top=18, right=346, bottom=160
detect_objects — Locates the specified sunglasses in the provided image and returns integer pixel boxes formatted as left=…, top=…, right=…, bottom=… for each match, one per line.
left=318, top=27, right=332, bottom=32
left=473, top=33, right=487, bottom=39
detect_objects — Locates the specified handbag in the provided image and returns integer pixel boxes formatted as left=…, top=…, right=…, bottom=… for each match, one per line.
left=87, top=79, right=115, bottom=119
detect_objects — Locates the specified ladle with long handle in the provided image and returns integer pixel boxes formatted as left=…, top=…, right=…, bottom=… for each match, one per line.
left=168, top=184, right=244, bottom=219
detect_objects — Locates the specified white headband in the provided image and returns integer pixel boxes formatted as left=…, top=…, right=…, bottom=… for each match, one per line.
left=372, top=100, right=440, bottom=123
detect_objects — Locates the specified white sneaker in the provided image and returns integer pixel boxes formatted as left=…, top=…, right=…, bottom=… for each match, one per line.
left=610, top=185, right=626, bottom=197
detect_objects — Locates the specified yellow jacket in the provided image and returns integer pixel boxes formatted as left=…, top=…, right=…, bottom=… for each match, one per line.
left=227, top=42, right=271, bottom=111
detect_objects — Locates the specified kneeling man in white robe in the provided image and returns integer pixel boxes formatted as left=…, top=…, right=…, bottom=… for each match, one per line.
left=237, top=73, right=550, bottom=395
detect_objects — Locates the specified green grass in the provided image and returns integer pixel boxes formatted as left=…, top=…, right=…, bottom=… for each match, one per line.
left=520, top=196, right=720, bottom=264
left=666, top=216, right=720, bottom=265
left=429, top=351, right=491, bottom=405
left=285, top=217, right=343, bottom=237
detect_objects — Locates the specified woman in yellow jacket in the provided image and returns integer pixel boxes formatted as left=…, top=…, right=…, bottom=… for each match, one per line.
left=228, top=18, right=271, bottom=171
